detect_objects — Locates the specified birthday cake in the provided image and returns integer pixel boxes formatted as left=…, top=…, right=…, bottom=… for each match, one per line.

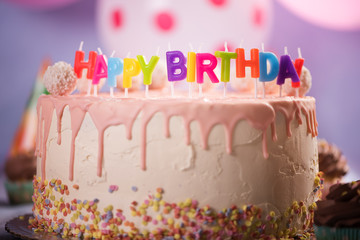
left=31, top=47, right=320, bottom=239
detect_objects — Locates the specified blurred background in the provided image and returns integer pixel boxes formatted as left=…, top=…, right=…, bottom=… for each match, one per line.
left=0, top=0, right=360, bottom=193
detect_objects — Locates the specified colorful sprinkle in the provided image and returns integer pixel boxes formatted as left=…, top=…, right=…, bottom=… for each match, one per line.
left=30, top=176, right=317, bottom=239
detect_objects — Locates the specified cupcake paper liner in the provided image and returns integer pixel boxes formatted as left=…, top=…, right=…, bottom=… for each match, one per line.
left=5, top=179, right=34, bottom=204
left=315, top=225, right=360, bottom=240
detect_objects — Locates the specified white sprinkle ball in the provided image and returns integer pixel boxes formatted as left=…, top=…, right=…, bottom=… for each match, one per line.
left=43, top=61, right=77, bottom=96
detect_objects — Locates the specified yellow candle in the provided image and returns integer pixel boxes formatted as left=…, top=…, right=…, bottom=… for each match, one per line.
left=186, top=52, right=196, bottom=82
left=123, top=58, right=141, bottom=89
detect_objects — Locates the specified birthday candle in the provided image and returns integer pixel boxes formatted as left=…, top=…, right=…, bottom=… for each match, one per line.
left=108, top=57, right=124, bottom=88
left=196, top=53, right=219, bottom=84
left=74, top=50, right=97, bottom=79
left=214, top=51, right=237, bottom=83
left=137, top=55, right=160, bottom=86
left=186, top=52, right=196, bottom=83
left=123, top=58, right=141, bottom=89
left=293, top=48, right=304, bottom=85
left=166, top=51, right=187, bottom=81
left=235, top=48, right=260, bottom=78
left=92, top=55, right=108, bottom=86
left=259, top=52, right=279, bottom=82
left=236, top=48, right=260, bottom=98
left=276, top=55, right=300, bottom=88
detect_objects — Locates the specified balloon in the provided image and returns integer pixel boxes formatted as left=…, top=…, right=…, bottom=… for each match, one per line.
left=277, top=0, right=360, bottom=30
left=96, top=0, right=273, bottom=58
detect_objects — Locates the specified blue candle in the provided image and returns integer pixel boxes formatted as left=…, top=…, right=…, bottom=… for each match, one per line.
left=259, top=52, right=279, bottom=82
left=107, top=57, right=123, bottom=88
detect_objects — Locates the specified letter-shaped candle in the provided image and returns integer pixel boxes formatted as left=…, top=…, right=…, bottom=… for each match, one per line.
left=74, top=51, right=97, bottom=79
left=92, top=55, right=108, bottom=85
left=196, top=53, right=219, bottom=84
left=186, top=52, right=196, bottom=82
left=293, top=58, right=304, bottom=87
left=235, top=48, right=260, bottom=78
left=259, top=52, right=280, bottom=82
left=123, top=58, right=141, bottom=89
left=276, top=55, right=300, bottom=87
left=137, top=55, right=160, bottom=85
left=166, top=51, right=187, bottom=81
left=214, top=51, right=237, bottom=82
left=107, top=58, right=123, bottom=88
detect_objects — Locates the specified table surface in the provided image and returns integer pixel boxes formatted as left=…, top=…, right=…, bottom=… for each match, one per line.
left=0, top=174, right=32, bottom=240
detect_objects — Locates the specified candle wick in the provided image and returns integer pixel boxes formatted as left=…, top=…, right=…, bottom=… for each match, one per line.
left=189, top=43, right=194, bottom=52
left=239, top=39, right=244, bottom=48
left=79, top=41, right=84, bottom=51
left=198, top=43, right=203, bottom=53
left=284, top=46, right=288, bottom=55
left=110, top=50, right=116, bottom=58
left=156, top=46, right=160, bottom=57
left=126, top=52, right=131, bottom=58
left=224, top=41, right=228, bottom=52
left=168, top=42, right=171, bottom=51
left=298, top=47, right=302, bottom=58
left=261, top=43, right=265, bottom=52
left=97, top=47, right=103, bottom=55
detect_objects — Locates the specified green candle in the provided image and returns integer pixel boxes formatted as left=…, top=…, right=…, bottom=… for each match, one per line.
left=137, top=55, right=160, bottom=85
left=214, top=51, right=237, bottom=82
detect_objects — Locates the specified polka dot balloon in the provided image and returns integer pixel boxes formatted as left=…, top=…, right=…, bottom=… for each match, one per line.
left=96, top=0, right=273, bottom=59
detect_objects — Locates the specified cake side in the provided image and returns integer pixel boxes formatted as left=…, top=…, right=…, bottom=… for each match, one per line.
left=31, top=95, right=319, bottom=239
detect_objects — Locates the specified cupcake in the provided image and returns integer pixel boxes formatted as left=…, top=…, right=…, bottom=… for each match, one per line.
left=4, top=59, right=49, bottom=204
left=318, top=139, right=349, bottom=199
left=314, top=180, right=360, bottom=240
left=5, top=151, right=36, bottom=204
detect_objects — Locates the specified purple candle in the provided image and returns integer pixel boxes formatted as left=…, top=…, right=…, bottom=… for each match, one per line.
left=276, top=55, right=300, bottom=86
left=166, top=51, right=187, bottom=81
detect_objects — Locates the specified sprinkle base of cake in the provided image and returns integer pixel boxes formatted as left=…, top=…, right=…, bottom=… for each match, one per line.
left=31, top=94, right=319, bottom=239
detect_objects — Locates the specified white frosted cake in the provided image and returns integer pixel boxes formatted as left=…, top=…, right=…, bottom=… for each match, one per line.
left=31, top=92, right=320, bottom=239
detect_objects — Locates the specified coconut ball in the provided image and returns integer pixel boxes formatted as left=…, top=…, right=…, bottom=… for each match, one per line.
left=283, top=66, right=312, bottom=97
left=43, top=61, right=77, bottom=96
left=149, top=60, right=168, bottom=90
left=230, top=67, right=253, bottom=93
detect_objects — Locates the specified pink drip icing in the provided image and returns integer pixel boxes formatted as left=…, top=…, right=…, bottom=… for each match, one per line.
left=271, top=123, right=277, bottom=142
left=54, top=102, right=67, bottom=145
left=36, top=98, right=55, bottom=180
left=36, top=95, right=318, bottom=181
left=68, top=104, right=87, bottom=181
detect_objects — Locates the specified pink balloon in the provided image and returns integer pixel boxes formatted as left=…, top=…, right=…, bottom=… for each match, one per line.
left=277, top=0, right=360, bottom=30
left=6, top=0, right=79, bottom=10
